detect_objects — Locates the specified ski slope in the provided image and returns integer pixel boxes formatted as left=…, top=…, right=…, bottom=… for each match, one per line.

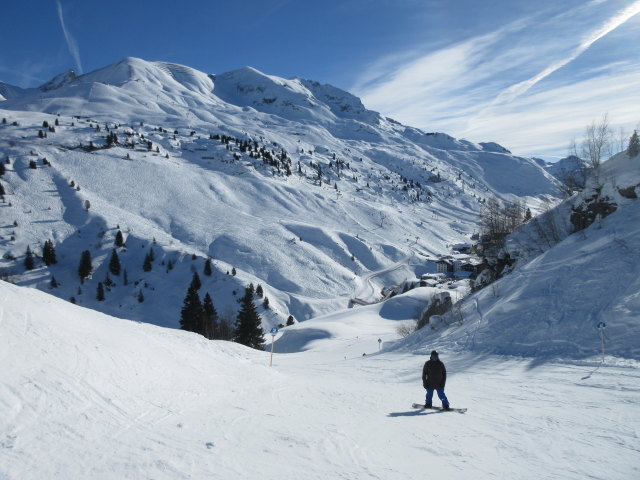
left=1, top=280, right=638, bottom=480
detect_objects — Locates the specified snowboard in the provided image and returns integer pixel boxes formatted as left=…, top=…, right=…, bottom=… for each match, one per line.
left=412, top=403, right=467, bottom=413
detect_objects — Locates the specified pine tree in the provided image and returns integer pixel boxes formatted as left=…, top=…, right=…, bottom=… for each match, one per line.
left=628, top=130, right=639, bottom=158
left=109, top=249, right=121, bottom=275
left=286, top=315, right=295, bottom=326
left=234, top=285, right=265, bottom=349
left=143, top=252, right=153, bottom=272
left=203, top=257, right=212, bottom=276
left=190, top=271, right=201, bottom=291
left=50, top=276, right=59, bottom=289
left=78, top=250, right=92, bottom=280
left=114, top=230, right=124, bottom=247
left=180, top=284, right=203, bottom=333
left=24, top=246, right=35, bottom=270
left=42, top=239, right=57, bottom=265
left=202, top=293, right=219, bottom=339
left=96, top=282, right=105, bottom=301
left=218, top=317, right=232, bottom=340
left=256, top=284, right=264, bottom=298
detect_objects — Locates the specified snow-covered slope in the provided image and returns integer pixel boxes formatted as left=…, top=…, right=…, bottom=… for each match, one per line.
left=0, top=57, right=561, bottom=330
left=2, top=277, right=639, bottom=480
left=394, top=152, right=640, bottom=360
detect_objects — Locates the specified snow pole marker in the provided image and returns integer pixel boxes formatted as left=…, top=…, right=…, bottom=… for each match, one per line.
left=269, top=327, right=278, bottom=367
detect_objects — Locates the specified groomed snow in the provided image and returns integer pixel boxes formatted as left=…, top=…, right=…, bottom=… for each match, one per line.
left=1, top=280, right=638, bottom=480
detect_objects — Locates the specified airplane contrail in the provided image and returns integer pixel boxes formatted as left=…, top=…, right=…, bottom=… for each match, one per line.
left=494, top=1, right=640, bottom=105
left=56, top=0, right=83, bottom=74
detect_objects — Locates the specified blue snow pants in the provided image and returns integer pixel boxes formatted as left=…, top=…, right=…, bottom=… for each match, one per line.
left=425, top=388, right=449, bottom=407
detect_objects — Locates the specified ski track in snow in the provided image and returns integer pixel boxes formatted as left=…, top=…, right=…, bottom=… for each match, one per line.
left=1, top=281, right=639, bottom=479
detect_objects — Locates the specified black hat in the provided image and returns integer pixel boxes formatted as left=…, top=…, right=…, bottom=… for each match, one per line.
left=430, top=350, right=439, bottom=358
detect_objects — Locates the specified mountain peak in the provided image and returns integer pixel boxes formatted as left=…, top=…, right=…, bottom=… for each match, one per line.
left=39, top=69, right=77, bottom=92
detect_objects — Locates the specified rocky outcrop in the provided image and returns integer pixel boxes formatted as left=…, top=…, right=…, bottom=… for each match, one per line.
left=570, top=188, right=617, bottom=232
left=418, top=292, right=452, bottom=329
left=618, top=184, right=639, bottom=199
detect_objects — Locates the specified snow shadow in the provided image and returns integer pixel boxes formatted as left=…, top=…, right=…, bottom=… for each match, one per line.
left=271, top=328, right=331, bottom=353
left=387, top=409, right=442, bottom=418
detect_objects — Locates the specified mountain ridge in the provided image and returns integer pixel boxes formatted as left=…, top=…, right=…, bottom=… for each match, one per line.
left=0, top=56, right=561, bottom=330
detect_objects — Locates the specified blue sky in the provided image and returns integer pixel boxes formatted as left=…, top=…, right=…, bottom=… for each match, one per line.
left=1, top=0, right=638, bottom=159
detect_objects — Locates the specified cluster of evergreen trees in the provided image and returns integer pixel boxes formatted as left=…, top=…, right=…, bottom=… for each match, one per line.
left=180, top=272, right=234, bottom=342
left=23, top=239, right=57, bottom=271
left=179, top=271, right=268, bottom=349
left=210, top=132, right=293, bottom=176
left=22, top=228, right=271, bottom=351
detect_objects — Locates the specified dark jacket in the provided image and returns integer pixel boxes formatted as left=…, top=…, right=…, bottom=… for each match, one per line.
left=422, top=359, right=446, bottom=389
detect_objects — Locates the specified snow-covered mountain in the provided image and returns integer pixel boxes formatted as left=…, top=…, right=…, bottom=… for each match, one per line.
left=536, top=154, right=592, bottom=191
left=1, top=58, right=639, bottom=480
left=1, top=57, right=561, bottom=329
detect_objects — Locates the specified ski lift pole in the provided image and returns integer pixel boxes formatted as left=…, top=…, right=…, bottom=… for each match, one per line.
left=378, top=338, right=382, bottom=352
left=269, top=327, right=278, bottom=367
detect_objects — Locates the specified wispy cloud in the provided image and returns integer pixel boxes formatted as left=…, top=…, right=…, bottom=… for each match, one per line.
left=0, top=64, right=46, bottom=86
left=56, top=0, right=83, bottom=74
left=465, top=66, right=640, bottom=158
left=490, top=1, right=640, bottom=105
left=353, top=1, right=640, bottom=159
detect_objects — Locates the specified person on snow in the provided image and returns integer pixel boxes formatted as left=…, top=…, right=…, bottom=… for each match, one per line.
left=422, top=350, right=450, bottom=410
